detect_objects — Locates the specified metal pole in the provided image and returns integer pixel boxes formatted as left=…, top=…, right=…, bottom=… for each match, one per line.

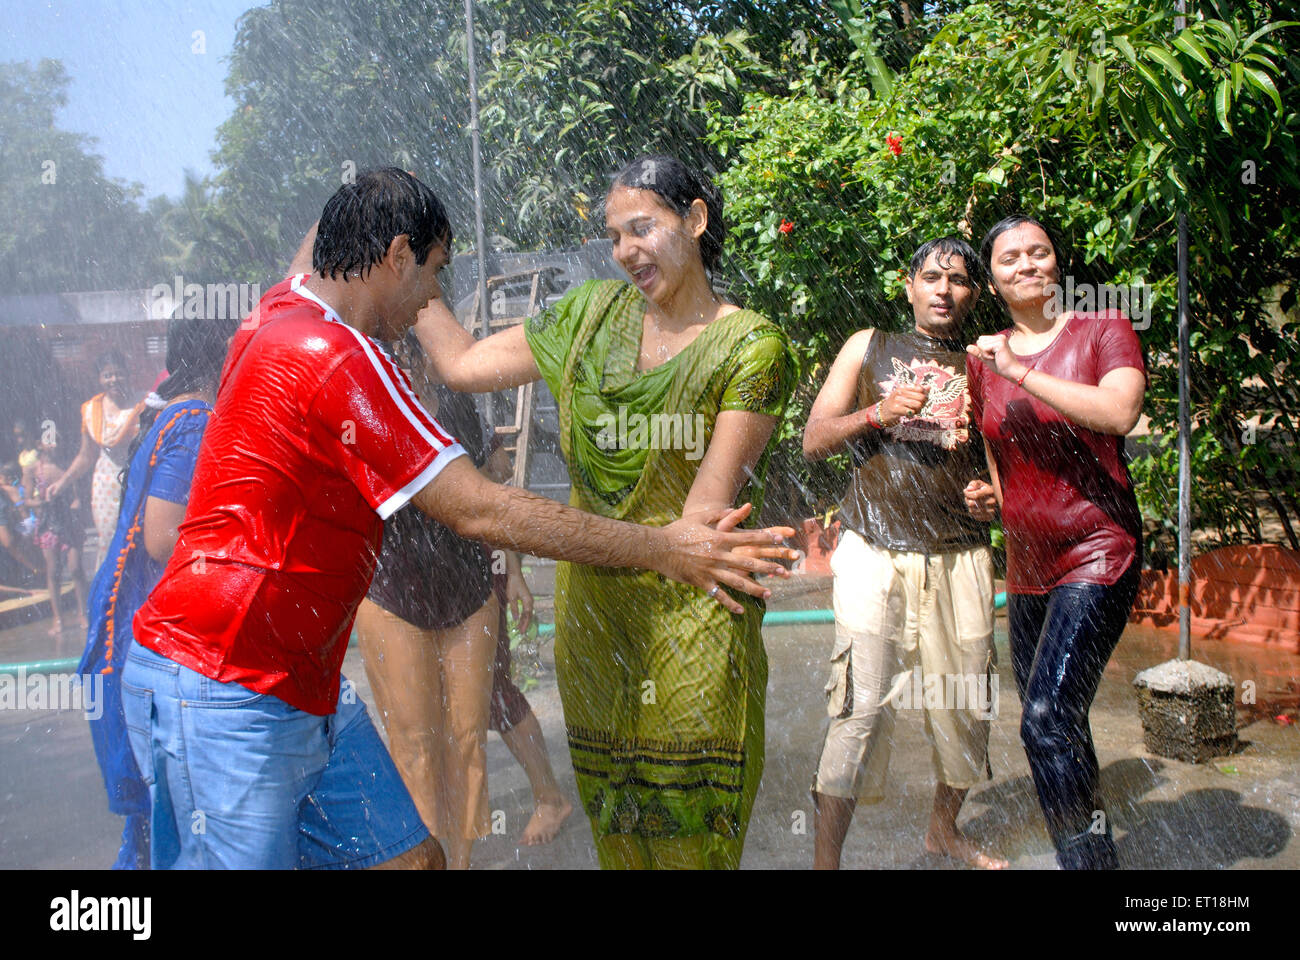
left=1176, top=0, right=1191, bottom=660
left=464, top=0, right=493, bottom=427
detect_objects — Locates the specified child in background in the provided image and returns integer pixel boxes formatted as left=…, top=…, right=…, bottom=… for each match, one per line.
left=29, top=442, right=89, bottom=639
left=0, top=461, right=42, bottom=582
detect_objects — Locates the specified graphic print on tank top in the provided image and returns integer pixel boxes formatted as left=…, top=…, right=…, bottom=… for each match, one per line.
left=879, top=356, right=969, bottom=450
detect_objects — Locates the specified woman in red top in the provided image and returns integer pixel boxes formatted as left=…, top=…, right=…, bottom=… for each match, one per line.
left=966, top=215, right=1145, bottom=870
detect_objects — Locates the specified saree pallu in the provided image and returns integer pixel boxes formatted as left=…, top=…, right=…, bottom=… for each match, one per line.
left=525, top=279, right=795, bottom=869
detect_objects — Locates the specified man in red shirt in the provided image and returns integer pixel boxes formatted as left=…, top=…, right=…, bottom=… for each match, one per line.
left=122, top=168, right=794, bottom=870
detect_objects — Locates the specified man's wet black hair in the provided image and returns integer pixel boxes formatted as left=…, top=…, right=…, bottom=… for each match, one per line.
left=908, top=236, right=983, bottom=289
left=313, top=167, right=453, bottom=281
left=609, top=155, right=726, bottom=273
left=979, top=215, right=1067, bottom=301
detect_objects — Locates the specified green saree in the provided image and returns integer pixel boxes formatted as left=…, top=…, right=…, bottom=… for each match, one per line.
left=524, top=279, right=796, bottom=869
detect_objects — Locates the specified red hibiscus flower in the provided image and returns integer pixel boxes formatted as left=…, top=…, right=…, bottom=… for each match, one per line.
left=778, top=219, right=794, bottom=234
left=886, top=133, right=902, bottom=156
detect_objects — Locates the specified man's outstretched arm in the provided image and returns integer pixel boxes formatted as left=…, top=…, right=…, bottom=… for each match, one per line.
left=412, top=457, right=796, bottom=615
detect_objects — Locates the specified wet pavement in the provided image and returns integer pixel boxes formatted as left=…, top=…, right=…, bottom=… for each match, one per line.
left=1, top=566, right=1297, bottom=870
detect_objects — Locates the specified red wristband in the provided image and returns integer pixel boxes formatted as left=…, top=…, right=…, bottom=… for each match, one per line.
left=1016, top=367, right=1033, bottom=388
left=864, top=403, right=884, bottom=430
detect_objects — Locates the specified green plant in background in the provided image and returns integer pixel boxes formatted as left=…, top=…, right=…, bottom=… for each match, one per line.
left=478, top=0, right=861, bottom=251
left=712, top=0, right=1299, bottom=552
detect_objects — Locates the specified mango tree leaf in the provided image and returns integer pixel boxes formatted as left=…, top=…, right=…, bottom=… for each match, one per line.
left=1087, top=57, right=1105, bottom=108
left=1242, top=67, right=1283, bottom=111
left=1172, top=30, right=1213, bottom=70
left=1145, top=45, right=1187, bottom=83
left=1215, top=78, right=1233, bottom=134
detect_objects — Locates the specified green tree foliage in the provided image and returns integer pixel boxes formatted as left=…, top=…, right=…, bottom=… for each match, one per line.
left=0, top=60, right=166, bottom=293
left=206, top=0, right=477, bottom=281
left=479, top=0, right=869, bottom=248
left=712, top=0, right=1300, bottom=551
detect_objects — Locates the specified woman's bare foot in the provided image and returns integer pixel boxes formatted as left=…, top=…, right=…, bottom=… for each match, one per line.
left=48, top=618, right=64, bottom=637
left=925, top=829, right=1009, bottom=870
left=520, top=797, right=573, bottom=845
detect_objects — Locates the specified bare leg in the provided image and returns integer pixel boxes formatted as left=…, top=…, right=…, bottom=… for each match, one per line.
left=369, top=835, right=445, bottom=870
left=432, top=596, right=497, bottom=869
left=812, top=790, right=856, bottom=870
left=41, top=543, right=62, bottom=637
left=355, top=600, right=447, bottom=853
left=65, top=545, right=89, bottom=628
left=500, top=710, right=572, bottom=844
left=924, top=783, right=1008, bottom=869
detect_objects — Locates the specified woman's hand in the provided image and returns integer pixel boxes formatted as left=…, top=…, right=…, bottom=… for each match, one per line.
left=505, top=566, right=534, bottom=635
left=659, top=502, right=797, bottom=614
left=966, top=334, right=1029, bottom=383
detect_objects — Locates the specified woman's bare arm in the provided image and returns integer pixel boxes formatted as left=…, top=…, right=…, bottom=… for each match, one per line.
left=287, top=221, right=319, bottom=277
left=411, top=295, right=540, bottom=393
left=49, top=427, right=95, bottom=496
left=143, top=496, right=188, bottom=562
left=683, top=410, right=781, bottom=517
left=967, top=334, right=1145, bottom=436
left=681, top=409, right=799, bottom=568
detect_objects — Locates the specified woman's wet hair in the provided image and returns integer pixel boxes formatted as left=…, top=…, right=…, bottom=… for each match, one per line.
left=979, top=215, right=1067, bottom=302
left=119, top=315, right=236, bottom=488
left=313, top=167, right=453, bottom=281
left=156, top=315, right=237, bottom=405
left=94, top=348, right=128, bottom=376
left=609, top=155, right=726, bottom=274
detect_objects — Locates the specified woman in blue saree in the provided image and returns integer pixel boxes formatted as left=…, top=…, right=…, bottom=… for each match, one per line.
left=78, top=314, right=235, bottom=868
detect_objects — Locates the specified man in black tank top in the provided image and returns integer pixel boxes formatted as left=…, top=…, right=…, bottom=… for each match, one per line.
left=802, top=237, right=1006, bottom=870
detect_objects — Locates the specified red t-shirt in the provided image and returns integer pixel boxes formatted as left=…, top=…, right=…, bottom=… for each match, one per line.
left=968, top=311, right=1144, bottom=594
left=133, top=275, right=466, bottom=714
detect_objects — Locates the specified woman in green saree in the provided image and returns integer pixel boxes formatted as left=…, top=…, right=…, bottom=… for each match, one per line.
left=415, top=156, right=797, bottom=868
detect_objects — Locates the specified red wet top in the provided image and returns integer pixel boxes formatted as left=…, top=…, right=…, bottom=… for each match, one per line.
left=133, top=275, right=466, bottom=714
left=968, top=311, right=1144, bottom=594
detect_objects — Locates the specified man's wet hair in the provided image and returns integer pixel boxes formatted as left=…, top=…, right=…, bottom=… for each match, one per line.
left=609, top=155, right=726, bottom=273
left=908, top=236, right=983, bottom=289
left=313, top=167, right=453, bottom=281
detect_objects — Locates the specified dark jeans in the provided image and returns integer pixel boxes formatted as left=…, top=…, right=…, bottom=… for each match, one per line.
left=1007, top=563, right=1139, bottom=870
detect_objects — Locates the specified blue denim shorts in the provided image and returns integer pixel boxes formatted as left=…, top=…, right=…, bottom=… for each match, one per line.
left=120, top=643, right=429, bottom=869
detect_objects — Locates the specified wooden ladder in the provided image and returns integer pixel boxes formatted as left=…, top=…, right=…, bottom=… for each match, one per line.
left=466, top=266, right=559, bottom=489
